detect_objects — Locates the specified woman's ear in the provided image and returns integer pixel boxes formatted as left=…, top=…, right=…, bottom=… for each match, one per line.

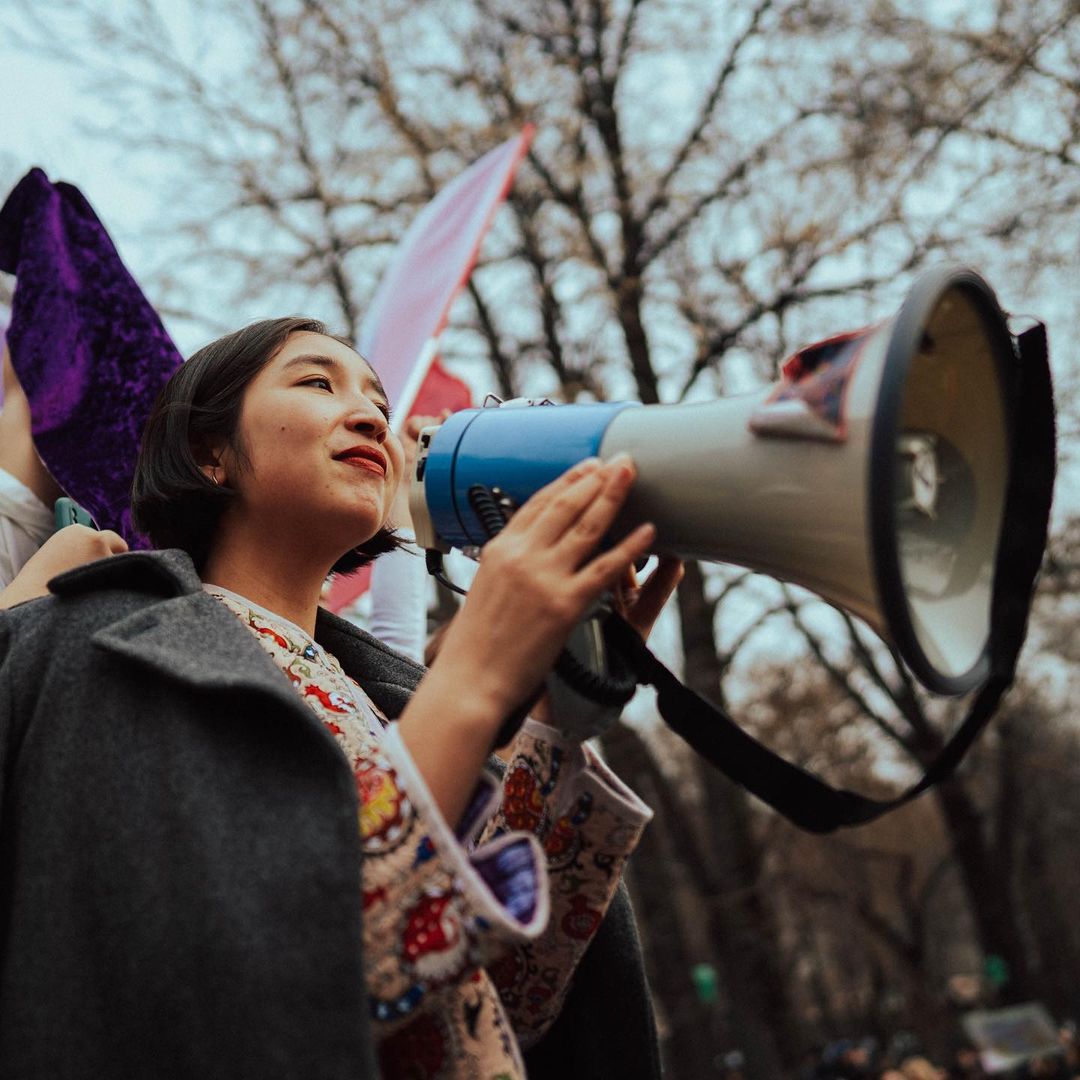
left=192, top=437, right=229, bottom=487
left=201, top=464, right=224, bottom=487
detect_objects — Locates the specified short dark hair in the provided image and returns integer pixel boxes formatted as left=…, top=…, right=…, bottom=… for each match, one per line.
left=131, top=316, right=403, bottom=575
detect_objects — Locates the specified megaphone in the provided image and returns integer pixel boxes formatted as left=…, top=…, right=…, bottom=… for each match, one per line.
left=411, top=266, right=1030, bottom=696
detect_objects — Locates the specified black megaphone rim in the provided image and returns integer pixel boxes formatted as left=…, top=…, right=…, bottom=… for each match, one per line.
left=868, top=265, right=1016, bottom=696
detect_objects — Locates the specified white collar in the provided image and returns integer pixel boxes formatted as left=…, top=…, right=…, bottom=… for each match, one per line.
left=201, top=582, right=317, bottom=648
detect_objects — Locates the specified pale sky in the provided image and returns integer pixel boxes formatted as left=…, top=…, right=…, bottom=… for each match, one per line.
left=1, top=41, right=163, bottom=272
left=1, top=14, right=247, bottom=355
left=2, top=5, right=1075, bottom=719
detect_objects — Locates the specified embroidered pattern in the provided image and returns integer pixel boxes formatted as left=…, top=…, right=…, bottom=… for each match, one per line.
left=208, top=589, right=650, bottom=1078
left=480, top=720, right=652, bottom=1048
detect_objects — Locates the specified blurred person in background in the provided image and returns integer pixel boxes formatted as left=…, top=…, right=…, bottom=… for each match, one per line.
left=900, top=1056, right=949, bottom=1080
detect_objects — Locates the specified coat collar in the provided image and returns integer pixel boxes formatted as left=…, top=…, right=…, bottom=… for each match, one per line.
left=91, top=591, right=306, bottom=713
left=50, top=548, right=425, bottom=718
left=50, top=547, right=203, bottom=599
left=314, top=607, right=424, bottom=718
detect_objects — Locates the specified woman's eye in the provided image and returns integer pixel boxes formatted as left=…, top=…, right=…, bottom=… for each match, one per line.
left=302, top=376, right=333, bottom=391
left=376, top=402, right=392, bottom=421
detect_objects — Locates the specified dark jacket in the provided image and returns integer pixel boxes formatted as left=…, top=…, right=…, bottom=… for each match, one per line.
left=0, top=549, right=659, bottom=1079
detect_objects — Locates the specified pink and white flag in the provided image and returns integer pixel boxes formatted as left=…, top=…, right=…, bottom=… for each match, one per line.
left=326, top=128, right=533, bottom=613
left=358, top=127, right=533, bottom=424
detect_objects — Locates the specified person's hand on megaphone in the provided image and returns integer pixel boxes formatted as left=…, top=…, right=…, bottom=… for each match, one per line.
left=448, top=452, right=658, bottom=699
left=398, top=453, right=657, bottom=822
left=612, top=556, right=685, bottom=642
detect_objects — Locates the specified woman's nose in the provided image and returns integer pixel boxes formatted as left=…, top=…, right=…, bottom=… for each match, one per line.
left=345, top=401, right=389, bottom=443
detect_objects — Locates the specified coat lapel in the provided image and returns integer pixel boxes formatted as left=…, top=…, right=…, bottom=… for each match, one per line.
left=52, top=548, right=312, bottom=719
left=52, top=546, right=426, bottom=721
left=314, top=607, right=425, bottom=720
left=92, top=590, right=312, bottom=718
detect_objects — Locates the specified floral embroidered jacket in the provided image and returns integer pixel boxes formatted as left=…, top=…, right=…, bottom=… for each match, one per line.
left=207, top=586, right=652, bottom=1080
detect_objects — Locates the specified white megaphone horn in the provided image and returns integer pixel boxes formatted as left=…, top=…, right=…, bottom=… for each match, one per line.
left=411, top=266, right=1044, bottom=696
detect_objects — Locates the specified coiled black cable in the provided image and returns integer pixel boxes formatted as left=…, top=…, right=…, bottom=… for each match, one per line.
left=468, top=484, right=511, bottom=542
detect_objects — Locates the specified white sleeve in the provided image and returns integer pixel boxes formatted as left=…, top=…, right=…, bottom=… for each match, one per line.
left=367, top=533, right=429, bottom=663
left=0, top=468, right=54, bottom=589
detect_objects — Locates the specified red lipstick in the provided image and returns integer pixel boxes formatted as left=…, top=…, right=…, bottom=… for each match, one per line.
left=333, top=445, right=387, bottom=476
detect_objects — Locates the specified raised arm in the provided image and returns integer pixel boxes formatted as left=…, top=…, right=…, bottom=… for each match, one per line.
left=0, top=341, right=64, bottom=508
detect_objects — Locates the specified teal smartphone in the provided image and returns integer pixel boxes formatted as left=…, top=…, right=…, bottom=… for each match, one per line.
left=53, top=497, right=99, bottom=531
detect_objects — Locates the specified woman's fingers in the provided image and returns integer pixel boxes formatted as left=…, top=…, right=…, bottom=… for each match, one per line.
left=100, top=530, right=130, bottom=556
left=554, top=453, right=637, bottom=565
left=404, top=414, right=444, bottom=443
left=612, top=564, right=640, bottom=611
left=575, top=522, right=656, bottom=596
left=444, top=452, right=657, bottom=725
left=503, top=456, right=604, bottom=534
left=621, top=556, right=684, bottom=641
left=511, top=452, right=635, bottom=546
left=480, top=449, right=653, bottom=620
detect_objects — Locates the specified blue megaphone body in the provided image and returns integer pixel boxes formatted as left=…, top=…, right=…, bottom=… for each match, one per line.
left=412, top=398, right=639, bottom=552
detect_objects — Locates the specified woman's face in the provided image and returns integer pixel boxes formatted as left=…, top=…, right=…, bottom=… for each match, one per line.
left=221, top=331, right=404, bottom=559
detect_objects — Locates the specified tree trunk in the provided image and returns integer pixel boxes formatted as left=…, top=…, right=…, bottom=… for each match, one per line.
left=674, top=561, right=805, bottom=1076
left=933, top=777, right=1035, bottom=1002
left=1020, top=814, right=1080, bottom=1021
left=602, top=726, right=732, bottom=1079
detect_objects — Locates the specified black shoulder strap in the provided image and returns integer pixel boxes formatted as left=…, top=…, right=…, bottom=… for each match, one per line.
left=607, top=324, right=1056, bottom=833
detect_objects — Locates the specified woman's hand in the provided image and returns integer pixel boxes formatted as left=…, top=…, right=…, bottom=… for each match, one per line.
left=0, top=525, right=128, bottom=609
left=436, top=453, right=656, bottom=718
left=397, top=454, right=655, bottom=825
left=612, top=556, right=685, bottom=642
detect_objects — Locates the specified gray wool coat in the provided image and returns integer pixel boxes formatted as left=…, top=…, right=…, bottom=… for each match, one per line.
left=0, top=549, right=660, bottom=1080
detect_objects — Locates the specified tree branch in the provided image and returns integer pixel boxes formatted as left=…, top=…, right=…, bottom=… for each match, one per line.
left=643, top=0, right=775, bottom=222
left=781, top=588, right=913, bottom=750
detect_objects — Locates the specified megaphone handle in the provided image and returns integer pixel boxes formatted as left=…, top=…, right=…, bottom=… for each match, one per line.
left=485, top=617, right=640, bottom=753
left=554, top=625, right=638, bottom=707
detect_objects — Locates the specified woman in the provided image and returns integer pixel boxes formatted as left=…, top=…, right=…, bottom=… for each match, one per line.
left=0, top=316, right=679, bottom=1079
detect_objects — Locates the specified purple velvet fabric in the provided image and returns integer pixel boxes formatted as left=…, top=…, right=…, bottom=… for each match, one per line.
left=0, top=169, right=183, bottom=542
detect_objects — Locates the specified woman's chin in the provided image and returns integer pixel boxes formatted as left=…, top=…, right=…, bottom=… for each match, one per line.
left=329, top=497, right=389, bottom=536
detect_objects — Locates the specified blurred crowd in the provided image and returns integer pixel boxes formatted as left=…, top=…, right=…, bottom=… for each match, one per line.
left=710, top=1021, right=1080, bottom=1080
left=787, top=1023, right=1080, bottom=1080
